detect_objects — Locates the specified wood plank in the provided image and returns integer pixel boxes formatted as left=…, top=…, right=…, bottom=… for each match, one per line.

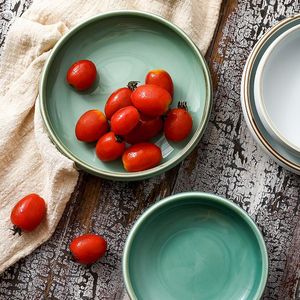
left=1, top=0, right=300, bottom=299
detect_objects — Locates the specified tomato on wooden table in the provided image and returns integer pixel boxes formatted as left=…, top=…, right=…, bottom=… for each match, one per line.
left=75, top=110, right=108, bottom=142
left=164, top=102, right=193, bottom=142
left=122, top=143, right=162, bottom=172
left=96, top=132, right=126, bottom=161
left=125, top=114, right=163, bottom=144
left=70, top=234, right=107, bottom=265
left=66, top=60, right=97, bottom=91
left=145, top=69, right=174, bottom=97
left=131, top=84, right=172, bottom=117
left=11, top=194, right=46, bottom=235
left=110, top=106, right=140, bottom=136
left=104, top=81, right=139, bottom=119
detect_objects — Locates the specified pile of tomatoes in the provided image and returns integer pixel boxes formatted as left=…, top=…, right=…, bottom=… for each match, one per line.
left=67, top=60, right=193, bottom=172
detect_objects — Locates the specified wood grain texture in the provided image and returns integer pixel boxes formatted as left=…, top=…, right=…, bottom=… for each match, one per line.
left=0, top=0, right=32, bottom=53
left=1, top=0, right=300, bottom=299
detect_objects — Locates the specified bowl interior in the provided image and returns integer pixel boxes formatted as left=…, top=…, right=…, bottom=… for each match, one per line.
left=259, top=25, right=300, bottom=151
left=124, top=193, right=267, bottom=300
left=41, top=12, right=209, bottom=178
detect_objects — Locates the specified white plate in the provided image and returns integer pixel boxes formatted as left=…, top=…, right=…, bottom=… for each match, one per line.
left=241, top=14, right=300, bottom=174
left=254, top=24, right=300, bottom=154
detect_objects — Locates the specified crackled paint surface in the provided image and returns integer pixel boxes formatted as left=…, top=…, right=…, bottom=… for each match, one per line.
left=1, top=0, right=300, bottom=299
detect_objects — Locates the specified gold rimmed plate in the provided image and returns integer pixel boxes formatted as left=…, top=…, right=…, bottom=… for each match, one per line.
left=241, top=14, right=300, bottom=173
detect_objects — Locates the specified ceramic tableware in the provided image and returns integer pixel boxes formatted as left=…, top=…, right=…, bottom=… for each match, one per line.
left=241, top=14, right=300, bottom=173
left=254, top=24, right=300, bottom=154
left=39, top=11, right=212, bottom=181
left=123, top=192, right=268, bottom=300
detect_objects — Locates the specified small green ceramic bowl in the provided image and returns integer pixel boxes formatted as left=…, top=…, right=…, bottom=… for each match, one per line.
left=39, top=11, right=212, bottom=181
left=123, top=192, right=268, bottom=300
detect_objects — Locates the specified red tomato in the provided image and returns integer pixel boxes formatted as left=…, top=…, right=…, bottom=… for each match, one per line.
left=66, top=60, right=97, bottom=91
left=70, top=234, right=107, bottom=265
left=11, top=194, right=46, bottom=234
left=145, top=69, right=174, bottom=97
left=125, top=114, right=163, bottom=144
left=164, top=102, right=193, bottom=142
left=75, top=110, right=108, bottom=142
left=131, top=84, right=171, bottom=117
left=122, top=143, right=162, bottom=172
left=96, top=132, right=126, bottom=161
left=111, top=106, right=140, bottom=136
left=104, top=81, right=139, bottom=119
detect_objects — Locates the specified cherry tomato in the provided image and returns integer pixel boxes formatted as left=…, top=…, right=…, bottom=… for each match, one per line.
left=131, top=84, right=171, bottom=117
left=96, top=132, right=126, bottom=161
left=75, top=110, right=108, bottom=142
left=122, top=143, right=162, bottom=172
left=11, top=194, right=46, bottom=234
left=111, top=106, right=140, bottom=136
left=125, top=114, right=163, bottom=144
left=104, top=81, right=139, bottom=119
left=164, top=102, right=193, bottom=142
left=70, top=234, right=107, bottom=265
left=66, top=60, right=97, bottom=91
left=145, top=69, right=174, bottom=97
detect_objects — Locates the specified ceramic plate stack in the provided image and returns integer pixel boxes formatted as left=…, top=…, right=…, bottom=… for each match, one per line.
left=241, top=14, right=300, bottom=173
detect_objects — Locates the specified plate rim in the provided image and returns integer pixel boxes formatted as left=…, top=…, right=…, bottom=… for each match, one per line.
left=254, top=23, right=300, bottom=154
left=122, top=192, right=269, bottom=300
left=39, top=10, right=213, bottom=181
left=241, top=13, right=300, bottom=172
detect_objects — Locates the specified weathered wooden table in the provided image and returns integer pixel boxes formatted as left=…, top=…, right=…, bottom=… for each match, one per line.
left=1, top=1, right=300, bottom=299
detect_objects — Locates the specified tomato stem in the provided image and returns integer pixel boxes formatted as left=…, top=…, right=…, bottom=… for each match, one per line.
left=178, top=101, right=188, bottom=110
left=10, top=225, right=22, bottom=236
left=115, top=135, right=123, bottom=143
left=127, top=81, right=139, bottom=91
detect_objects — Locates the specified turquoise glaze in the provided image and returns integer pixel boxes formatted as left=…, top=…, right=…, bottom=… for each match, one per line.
left=39, top=11, right=212, bottom=181
left=123, top=193, right=268, bottom=300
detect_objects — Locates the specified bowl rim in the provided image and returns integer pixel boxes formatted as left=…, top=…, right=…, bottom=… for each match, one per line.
left=241, top=13, right=300, bottom=172
left=39, top=10, right=212, bottom=181
left=122, top=192, right=269, bottom=300
left=254, top=23, right=300, bottom=154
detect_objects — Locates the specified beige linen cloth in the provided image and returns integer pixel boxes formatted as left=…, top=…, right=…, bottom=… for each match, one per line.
left=0, top=0, right=221, bottom=273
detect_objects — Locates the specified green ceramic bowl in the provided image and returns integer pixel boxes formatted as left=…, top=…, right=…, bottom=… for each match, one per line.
left=39, top=11, right=212, bottom=181
left=123, top=192, right=268, bottom=300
